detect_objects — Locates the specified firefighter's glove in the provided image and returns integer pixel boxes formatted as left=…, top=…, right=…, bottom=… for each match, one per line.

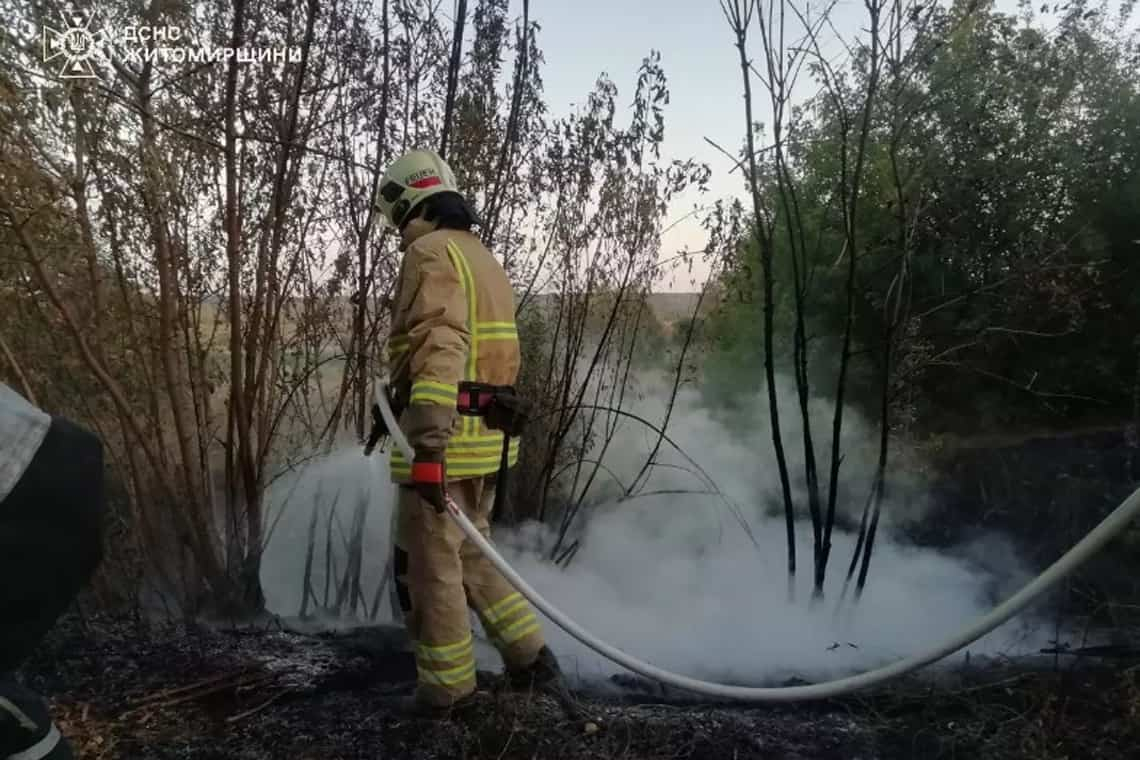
left=411, top=451, right=447, bottom=514
left=485, top=391, right=533, bottom=437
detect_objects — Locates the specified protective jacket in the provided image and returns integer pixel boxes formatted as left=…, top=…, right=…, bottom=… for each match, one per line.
left=0, top=383, right=50, bottom=502
left=1, top=383, right=104, bottom=759
left=386, top=227, right=521, bottom=482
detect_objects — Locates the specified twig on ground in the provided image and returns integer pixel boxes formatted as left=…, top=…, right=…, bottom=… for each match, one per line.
left=225, top=688, right=293, bottom=723
left=120, top=669, right=284, bottom=718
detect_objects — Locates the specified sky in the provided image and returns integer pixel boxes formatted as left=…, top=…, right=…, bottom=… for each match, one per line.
left=515, top=0, right=1054, bottom=292
left=527, top=0, right=881, bottom=292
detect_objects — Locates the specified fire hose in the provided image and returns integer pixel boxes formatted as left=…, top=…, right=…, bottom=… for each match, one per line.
left=372, top=383, right=1140, bottom=702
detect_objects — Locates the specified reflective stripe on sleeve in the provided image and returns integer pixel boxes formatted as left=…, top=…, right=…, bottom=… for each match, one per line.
left=409, top=380, right=458, bottom=405
left=474, top=321, right=519, bottom=341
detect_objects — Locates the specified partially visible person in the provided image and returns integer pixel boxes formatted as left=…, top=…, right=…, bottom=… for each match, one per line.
left=0, top=382, right=105, bottom=760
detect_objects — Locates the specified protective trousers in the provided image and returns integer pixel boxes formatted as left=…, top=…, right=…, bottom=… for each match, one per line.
left=394, top=475, right=545, bottom=707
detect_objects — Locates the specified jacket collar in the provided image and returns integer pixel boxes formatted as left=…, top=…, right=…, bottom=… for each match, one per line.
left=398, top=216, right=438, bottom=251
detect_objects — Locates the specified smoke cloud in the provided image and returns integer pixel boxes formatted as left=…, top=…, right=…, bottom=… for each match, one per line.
left=261, top=447, right=399, bottom=624
left=260, top=373, right=1048, bottom=689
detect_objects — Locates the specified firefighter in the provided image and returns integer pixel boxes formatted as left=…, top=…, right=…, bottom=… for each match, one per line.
left=371, top=148, right=563, bottom=716
left=0, top=383, right=105, bottom=759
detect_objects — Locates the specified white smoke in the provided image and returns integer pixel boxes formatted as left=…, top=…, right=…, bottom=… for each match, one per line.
left=492, top=376, right=1045, bottom=686
left=260, top=373, right=1048, bottom=688
left=260, top=446, right=399, bottom=624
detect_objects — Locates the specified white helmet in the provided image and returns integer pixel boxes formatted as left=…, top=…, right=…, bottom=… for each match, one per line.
left=374, top=148, right=461, bottom=229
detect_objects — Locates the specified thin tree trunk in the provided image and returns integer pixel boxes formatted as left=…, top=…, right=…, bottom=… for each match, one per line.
left=223, top=0, right=254, bottom=612
left=240, top=0, right=321, bottom=614
left=69, top=87, right=101, bottom=329
left=353, top=0, right=392, bottom=440
left=438, top=0, right=468, bottom=159
left=482, top=0, right=530, bottom=251
left=855, top=323, right=893, bottom=594
left=1131, top=335, right=1140, bottom=481
left=824, top=0, right=884, bottom=591
left=134, top=60, right=219, bottom=613
left=724, top=0, right=797, bottom=578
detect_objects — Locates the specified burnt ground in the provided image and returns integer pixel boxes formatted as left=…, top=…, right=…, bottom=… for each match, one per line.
left=15, top=613, right=1140, bottom=760
left=16, top=428, right=1139, bottom=759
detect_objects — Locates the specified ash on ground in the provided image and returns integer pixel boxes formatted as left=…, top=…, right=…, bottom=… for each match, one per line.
left=16, top=614, right=1140, bottom=759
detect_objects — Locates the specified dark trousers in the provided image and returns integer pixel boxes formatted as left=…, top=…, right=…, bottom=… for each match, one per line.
left=0, top=417, right=105, bottom=674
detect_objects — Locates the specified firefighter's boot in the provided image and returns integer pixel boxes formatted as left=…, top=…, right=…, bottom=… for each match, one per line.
left=507, top=646, right=564, bottom=692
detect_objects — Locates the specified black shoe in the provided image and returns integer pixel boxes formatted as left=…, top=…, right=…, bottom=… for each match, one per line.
left=507, top=646, right=564, bottom=691
left=0, top=681, right=73, bottom=760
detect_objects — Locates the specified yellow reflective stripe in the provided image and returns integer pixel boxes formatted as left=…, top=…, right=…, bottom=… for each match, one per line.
left=454, top=431, right=515, bottom=444
left=451, top=454, right=515, bottom=467
left=396, top=460, right=508, bottom=471
left=390, top=438, right=518, bottom=461
left=475, top=322, right=518, bottom=340
left=447, top=240, right=478, bottom=437
left=388, top=335, right=409, bottom=359
left=410, top=380, right=457, bottom=405
left=483, top=593, right=523, bottom=620
left=480, top=592, right=541, bottom=646
left=390, top=457, right=517, bottom=478
left=418, top=659, right=477, bottom=687
left=392, top=462, right=510, bottom=475
left=391, top=453, right=516, bottom=469
left=391, top=450, right=512, bottom=465
left=416, top=635, right=473, bottom=662
left=392, top=451, right=518, bottom=467
left=497, top=615, right=541, bottom=645
left=483, top=596, right=528, bottom=626
left=447, top=437, right=516, bottom=451
left=448, top=244, right=477, bottom=380
left=459, top=443, right=519, bottom=458
left=390, top=433, right=518, bottom=477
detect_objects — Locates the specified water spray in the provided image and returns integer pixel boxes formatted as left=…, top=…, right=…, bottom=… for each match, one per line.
left=372, top=383, right=1140, bottom=702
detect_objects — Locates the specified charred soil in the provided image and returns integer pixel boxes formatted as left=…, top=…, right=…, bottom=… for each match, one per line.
left=16, top=614, right=1140, bottom=760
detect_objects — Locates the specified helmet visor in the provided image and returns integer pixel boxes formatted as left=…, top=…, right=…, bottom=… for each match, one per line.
left=378, top=179, right=407, bottom=227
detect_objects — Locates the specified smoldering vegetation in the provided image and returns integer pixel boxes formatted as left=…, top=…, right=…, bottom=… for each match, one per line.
left=260, top=372, right=1047, bottom=690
